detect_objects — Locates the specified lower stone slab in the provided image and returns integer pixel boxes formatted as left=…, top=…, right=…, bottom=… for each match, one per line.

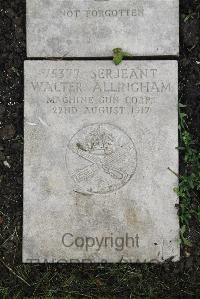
left=23, top=60, right=179, bottom=263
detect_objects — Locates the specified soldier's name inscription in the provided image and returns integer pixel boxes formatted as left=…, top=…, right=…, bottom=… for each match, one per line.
left=28, top=65, right=172, bottom=116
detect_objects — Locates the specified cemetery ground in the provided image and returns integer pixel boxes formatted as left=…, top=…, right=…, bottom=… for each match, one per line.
left=0, top=0, right=200, bottom=298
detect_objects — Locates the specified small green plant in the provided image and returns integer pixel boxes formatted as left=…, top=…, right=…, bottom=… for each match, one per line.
left=175, top=103, right=200, bottom=247
left=112, top=48, right=132, bottom=65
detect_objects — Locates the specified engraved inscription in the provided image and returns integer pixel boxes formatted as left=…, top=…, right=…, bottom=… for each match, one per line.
left=60, top=8, right=144, bottom=18
left=66, top=124, right=137, bottom=194
left=29, top=66, right=172, bottom=117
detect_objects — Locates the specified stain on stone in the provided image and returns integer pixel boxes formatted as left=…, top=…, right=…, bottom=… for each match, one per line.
left=47, top=37, right=65, bottom=55
left=41, top=176, right=52, bottom=195
left=60, top=0, right=73, bottom=9
left=125, top=208, right=138, bottom=225
left=93, top=26, right=112, bottom=39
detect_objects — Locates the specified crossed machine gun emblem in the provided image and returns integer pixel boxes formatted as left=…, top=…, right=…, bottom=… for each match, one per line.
left=69, top=131, right=133, bottom=184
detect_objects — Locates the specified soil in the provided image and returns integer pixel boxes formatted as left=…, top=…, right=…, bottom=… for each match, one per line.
left=0, top=0, right=199, bottom=298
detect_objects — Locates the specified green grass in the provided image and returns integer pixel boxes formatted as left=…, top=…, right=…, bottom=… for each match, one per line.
left=175, top=104, right=200, bottom=246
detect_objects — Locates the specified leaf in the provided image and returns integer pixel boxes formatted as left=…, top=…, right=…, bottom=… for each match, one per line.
left=180, top=225, right=186, bottom=235
left=179, top=103, right=187, bottom=108
left=113, top=52, right=123, bottom=65
left=182, top=237, right=192, bottom=247
left=180, top=112, right=187, bottom=118
left=113, top=48, right=122, bottom=54
left=112, top=48, right=133, bottom=65
left=176, top=146, right=185, bottom=150
left=180, top=225, right=192, bottom=247
left=123, top=52, right=133, bottom=57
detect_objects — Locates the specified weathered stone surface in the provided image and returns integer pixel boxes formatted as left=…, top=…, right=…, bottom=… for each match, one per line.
left=23, top=60, right=179, bottom=263
left=26, top=0, right=179, bottom=57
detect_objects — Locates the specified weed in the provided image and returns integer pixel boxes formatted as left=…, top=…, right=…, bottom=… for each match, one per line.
left=112, top=48, right=132, bottom=65
left=175, top=104, right=200, bottom=246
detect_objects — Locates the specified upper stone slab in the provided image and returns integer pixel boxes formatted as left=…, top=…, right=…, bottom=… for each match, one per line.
left=26, top=0, right=179, bottom=57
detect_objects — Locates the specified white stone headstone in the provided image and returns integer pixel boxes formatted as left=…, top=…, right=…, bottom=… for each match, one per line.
left=26, top=0, right=179, bottom=57
left=23, top=60, right=179, bottom=263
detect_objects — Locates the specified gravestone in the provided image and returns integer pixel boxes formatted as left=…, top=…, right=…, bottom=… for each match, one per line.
left=26, top=0, right=179, bottom=57
left=23, top=60, right=179, bottom=263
